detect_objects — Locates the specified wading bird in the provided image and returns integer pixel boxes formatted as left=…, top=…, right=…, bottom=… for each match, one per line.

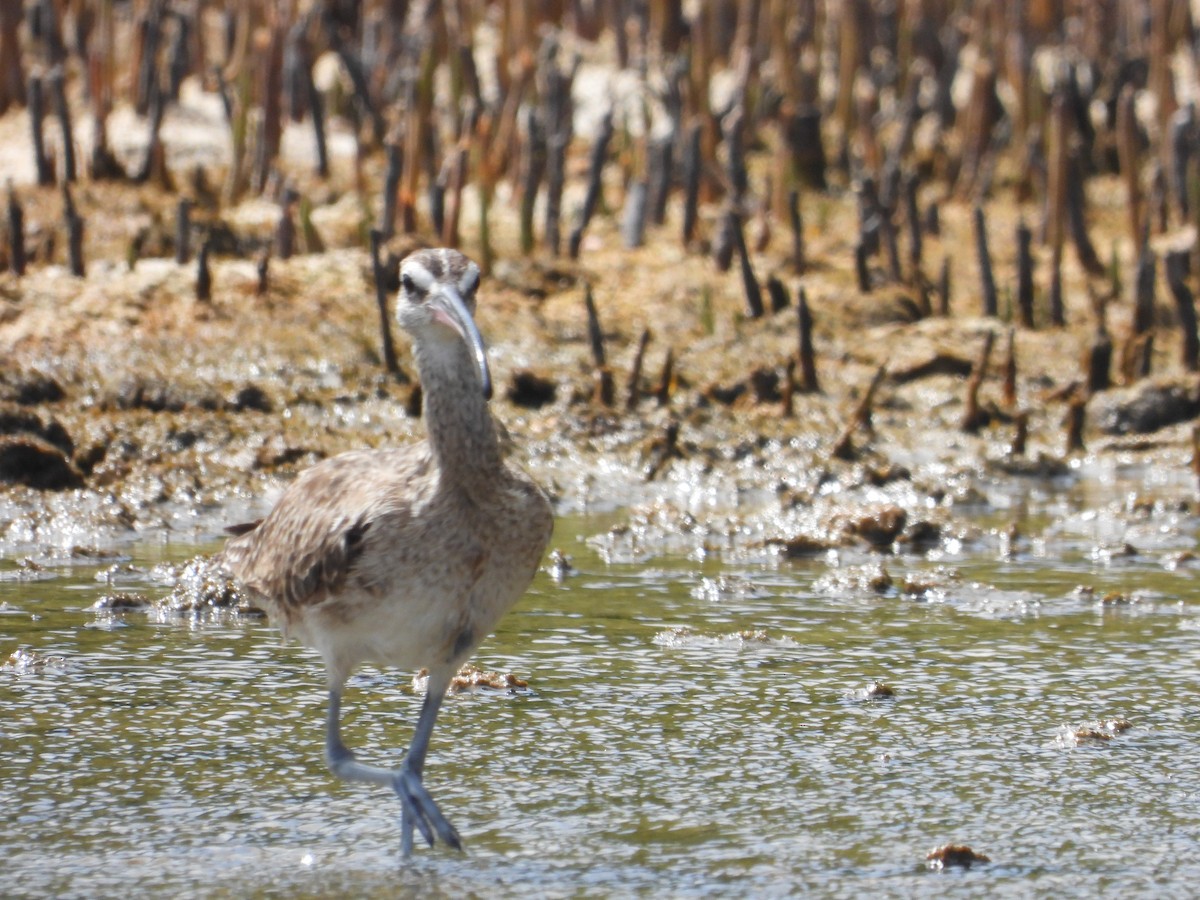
left=218, top=248, right=554, bottom=855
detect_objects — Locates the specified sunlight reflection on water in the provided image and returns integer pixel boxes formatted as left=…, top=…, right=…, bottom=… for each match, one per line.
left=3, top=495, right=1200, bottom=897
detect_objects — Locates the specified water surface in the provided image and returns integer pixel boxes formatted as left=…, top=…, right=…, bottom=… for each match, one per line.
left=3, top=472, right=1200, bottom=897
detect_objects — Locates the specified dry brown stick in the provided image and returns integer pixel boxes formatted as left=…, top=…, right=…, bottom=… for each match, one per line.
left=28, top=73, right=53, bottom=186
left=1065, top=396, right=1086, bottom=453
left=938, top=255, right=950, bottom=316
left=788, top=188, right=805, bottom=273
left=1192, top=424, right=1200, bottom=491
left=568, top=108, right=613, bottom=258
left=960, top=330, right=995, bottom=433
left=251, top=20, right=284, bottom=195
left=323, top=13, right=383, bottom=144
left=622, top=180, right=649, bottom=249
left=733, top=212, right=764, bottom=319
left=1016, top=218, right=1034, bottom=328
left=1086, top=285, right=1113, bottom=394
left=135, top=76, right=169, bottom=185
left=881, top=209, right=902, bottom=283
left=1132, top=247, right=1157, bottom=337
left=681, top=119, right=702, bottom=246
left=766, top=276, right=789, bottom=314
left=541, top=42, right=576, bottom=257
left=782, top=358, right=796, bottom=418
left=297, top=195, right=322, bottom=254
left=974, top=204, right=997, bottom=317
left=275, top=188, right=297, bottom=260
left=287, top=14, right=328, bottom=178
left=584, top=284, right=613, bottom=406
left=256, top=250, right=269, bottom=296
left=626, top=327, right=651, bottom=412
left=648, top=133, right=674, bottom=226
left=712, top=207, right=735, bottom=272
left=903, top=170, right=922, bottom=277
left=49, top=67, right=74, bottom=183
left=87, top=10, right=122, bottom=181
left=1066, top=152, right=1104, bottom=275
left=518, top=105, right=545, bottom=256
left=1165, top=249, right=1199, bottom=371
left=440, top=143, right=469, bottom=250
left=1116, top=84, right=1143, bottom=252
left=134, top=0, right=162, bottom=114
left=368, top=229, right=400, bottom=377
left=1002, top=327, right=1017, bottom=409
left=1170, top=107, right=1193, bottom=222
left=924, top=200, right=940, bottom=237
left=62, top=183, right=84, bottom=277
left=1047, top=93, right=1068, bottom=327
left=1048, top=244, right=1065, bottom=327
left=0, top=3, right=24, bottom=114
left=175, top=198, right=192, bottom=264
left=584, top=283, right=606, bottom=369
left=855, top=242, right=871, bottom=293
left=6, top=183, right=25, bottom=276
left=831, top=364, right=887, bottom=461
left=380, top=143, right=402, bottom=241
left=656, top=348, right=674, bottom=407
left=1010, top=411, right=1028, bottom=457
left=797, top=286, right=819, bottom=393
left=643, top=419, right=681, bottom=482
left=163, top=8, right=189, bottom=101
left=196, top=237, right=212, bottom=302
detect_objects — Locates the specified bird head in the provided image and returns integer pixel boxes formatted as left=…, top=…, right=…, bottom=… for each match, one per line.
left=395, top=249, right=492, bottom=400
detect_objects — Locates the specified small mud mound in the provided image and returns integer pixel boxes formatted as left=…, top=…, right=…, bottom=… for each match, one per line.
left=925, top=843, right=991, bottom=870
left=507, top=370, right=558, bottom=409
left=156, top=557, right=265, bottom=618
left=2, top=648, right=74, bottom=673
left=0, top=401, right=84, bottom=489
left=1093, top=379, right=1200, bottom=435
left=0, top=402, right=73, bottom=454
left=0, top=434, right=83, bottom=489
left=1056, top=718, right=1133, bottom=747
left=413, top=663, right=532, bottom=696
left=846, top=679, right=896, bottom=701
left=0, top=369, right=66, bottom=405
left=90, top=592, right=152, bottom=613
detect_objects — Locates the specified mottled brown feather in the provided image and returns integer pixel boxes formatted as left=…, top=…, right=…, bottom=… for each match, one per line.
left=218, top=447, right=430, bottom=620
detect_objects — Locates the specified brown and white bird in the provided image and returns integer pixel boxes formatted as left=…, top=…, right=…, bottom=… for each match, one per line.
left=217, top=248, right=554, bottom=855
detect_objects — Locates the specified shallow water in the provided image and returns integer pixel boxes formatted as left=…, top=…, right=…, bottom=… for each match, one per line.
left=4, top=467, right=1200, bottom=898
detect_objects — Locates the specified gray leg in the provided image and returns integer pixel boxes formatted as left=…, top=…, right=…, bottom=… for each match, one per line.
left=395, top=670, right=462, bottom=854
left=323, top=679, right=462, bottom=855
left=324, top=689, right=393, bottom=786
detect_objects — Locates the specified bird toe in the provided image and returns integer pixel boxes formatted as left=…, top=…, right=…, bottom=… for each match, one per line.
left=393, top=767, right=463, bottom=853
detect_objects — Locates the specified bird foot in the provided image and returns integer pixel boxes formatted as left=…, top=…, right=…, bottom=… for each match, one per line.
left=393, top=764, right=463, bottom=855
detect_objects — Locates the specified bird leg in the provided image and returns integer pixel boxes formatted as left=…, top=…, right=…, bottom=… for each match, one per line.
left=394, top=674, right=462, bottom=855
left=324, top=690, right=394, bottom=787
left=324, top=678, right=462, bottom=855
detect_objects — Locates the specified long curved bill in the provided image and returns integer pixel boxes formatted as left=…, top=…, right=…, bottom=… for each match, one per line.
left=431, top=286, right=493, bottom=400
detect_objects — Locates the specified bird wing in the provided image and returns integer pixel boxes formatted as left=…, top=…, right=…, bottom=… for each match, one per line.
left=218, top=448, right=425, bottom=616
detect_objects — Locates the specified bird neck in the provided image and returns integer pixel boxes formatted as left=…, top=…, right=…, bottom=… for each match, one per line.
left=416, top=344, right=503, bottom=492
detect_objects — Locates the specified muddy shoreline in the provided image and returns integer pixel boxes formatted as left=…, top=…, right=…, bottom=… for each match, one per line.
left=3, top=211, right=1197, bottom=564
left=2, top=4, right=1200, bottom=565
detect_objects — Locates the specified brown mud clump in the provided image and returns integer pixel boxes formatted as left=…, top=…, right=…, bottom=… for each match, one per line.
left=414, top=664, right=531, bottom=696
left=925, top=844, right=991, bottom=870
